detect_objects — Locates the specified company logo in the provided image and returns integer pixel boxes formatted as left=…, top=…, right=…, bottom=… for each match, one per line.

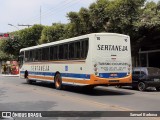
left=1, top=112, right=42, bottom=118
left=2, top=112, right=12, bottom=117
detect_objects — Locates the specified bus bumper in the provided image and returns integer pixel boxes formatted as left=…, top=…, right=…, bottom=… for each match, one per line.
left=90, top=74, right=132, bottom=86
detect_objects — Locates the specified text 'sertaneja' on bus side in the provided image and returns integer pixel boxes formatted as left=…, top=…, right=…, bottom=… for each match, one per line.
left=19, top=33, right=132, bottom=89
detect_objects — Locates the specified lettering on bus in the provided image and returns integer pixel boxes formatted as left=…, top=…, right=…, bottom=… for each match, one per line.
left=98, top=62, right=128, bottom=71
left=98, top=62, right=128, bottom=66
left=97, top=45, right=128, bottom=51
left=31, top=65, right=50, bottom=71
left=101, top=67, right=127, bottom=71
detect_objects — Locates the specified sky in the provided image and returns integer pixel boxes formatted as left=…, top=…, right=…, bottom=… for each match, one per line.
left=0, top=0, right=96, bottom=33
left=0, top=0, right=158, bottom=33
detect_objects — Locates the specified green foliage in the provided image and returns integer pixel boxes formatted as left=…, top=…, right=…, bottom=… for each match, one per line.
left=19, top=24, right=44, bottom=47
left=0, top=51, right=10, bottom=61
left=106, top=0, right=145, bottom=34
left=0, top=24, right=44, bottom=60
left=136, top=1, right=160, bottom=32
left=0, top=39, right=15, bottom=60
left=89, top=0, right=109, bottom=32
left=39, top=23, right=65, bottom=44
left=67, top=12, right=82, bottom=36
left=0, top=37, right=21, bottom=57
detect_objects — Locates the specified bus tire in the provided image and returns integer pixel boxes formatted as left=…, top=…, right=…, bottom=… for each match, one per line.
left=54, top=73, right=62, bottom=90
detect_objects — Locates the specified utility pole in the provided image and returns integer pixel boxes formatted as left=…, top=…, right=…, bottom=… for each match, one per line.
left=18, top=24, right=32, bottom=28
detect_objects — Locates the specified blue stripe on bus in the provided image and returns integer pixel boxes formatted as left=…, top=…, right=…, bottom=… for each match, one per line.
left=99, top=73, right=127, bottom=78
left=20, top=71, right=90, bottom=79
left=20, top=71, right=127, bottom=79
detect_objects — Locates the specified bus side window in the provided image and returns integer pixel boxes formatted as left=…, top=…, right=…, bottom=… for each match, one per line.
left=32, top=50, right=36, bottom=62
left=38, top=49, right=42, bottom=61
left=50, top=46, right=54, bottom=60
left=69, top=43, right=75, bottom=59
left=42, top=47, right=49, bottom=60
left=59, top=45, right=64, bottom=60
left=81, top=39, right=89, bottom=59
left=64, top=44, right=68, bottom=59
left=35, top=49, right=39, bottom=61
left=75, top=42, right=80, bottom=59
left=53, top=46, right=58, bottom=60
left=29, top=50, right=33, bottom=62
left=25, top=51, right=30, bottom=62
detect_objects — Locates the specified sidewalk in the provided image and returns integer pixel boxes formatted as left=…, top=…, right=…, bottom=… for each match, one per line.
left=0, top=74, right=19, bottom=77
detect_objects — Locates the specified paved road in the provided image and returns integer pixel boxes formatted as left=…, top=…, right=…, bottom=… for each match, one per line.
left=0, top=76, right=160, bottom=120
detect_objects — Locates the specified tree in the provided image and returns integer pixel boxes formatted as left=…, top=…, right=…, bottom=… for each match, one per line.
left=89, top=0, right=110, bottom=32
left=19, top=24, right=44, bottom=47
left=0, top=51, right=14, bottom=61
left=79, top=7, right=91, bottom=34
left=67, top=12, right=82, bottom=36
left=105, top=0, right=145, bottom=33
left=39, top=23, right=65, bottom=44
left=0, top=37, right=21, bottom=57
left=134, top=1, right=160, bottom=51
left=0, top=24, right=44, bottom=59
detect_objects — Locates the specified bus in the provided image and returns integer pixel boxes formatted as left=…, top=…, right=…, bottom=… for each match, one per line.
left=19, top=33, right=132, bottom=89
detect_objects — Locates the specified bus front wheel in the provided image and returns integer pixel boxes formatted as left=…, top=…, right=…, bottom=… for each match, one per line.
left=54, top=73, right=62, bottom=90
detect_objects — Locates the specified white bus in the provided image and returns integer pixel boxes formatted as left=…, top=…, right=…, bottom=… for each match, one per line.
left=19, top=33, right=132, bottom=89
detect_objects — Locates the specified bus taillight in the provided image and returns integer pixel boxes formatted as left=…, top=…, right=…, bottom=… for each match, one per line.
left=128, top=64, right=131, bottom=75
left=94, top=63, right=99, bottom=76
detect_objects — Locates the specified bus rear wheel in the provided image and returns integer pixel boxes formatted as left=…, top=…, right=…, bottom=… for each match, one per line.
left=54, top=73, right=62, bottom=90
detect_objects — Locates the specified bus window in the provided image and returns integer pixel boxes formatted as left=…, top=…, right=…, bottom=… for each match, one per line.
left=42, top=47, right=49, bottom=60
left=64, top=44, right=68, bottom=59
left=59, top=45, right=64, bottom=60
left=35, top=49, right=39, bottom=61
left=69, top=42, right=74, bottom=59
left=29, top=50, right=33, bottom=62
left=38, top=49, right=42, bottom=61
left=19, top=51, right=24, bottom=68
left=25, top=51, right=30, bottom=62
left=53, top=46, right=58, bottom=60
left=81, top=39, right=89, bottom=59
left=75, top=41, right=81, bottom=59
left=50, top=46, right=54, bottom=60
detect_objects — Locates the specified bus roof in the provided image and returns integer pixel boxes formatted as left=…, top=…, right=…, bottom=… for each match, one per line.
left=20, top=33, right=129, bottom=52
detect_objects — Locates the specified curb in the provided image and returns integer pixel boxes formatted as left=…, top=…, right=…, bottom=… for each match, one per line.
left=1, top=74, right=19, bottom=77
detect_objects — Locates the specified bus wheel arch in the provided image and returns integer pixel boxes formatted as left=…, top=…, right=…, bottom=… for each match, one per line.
left=54, top=72, right=62, bottom=90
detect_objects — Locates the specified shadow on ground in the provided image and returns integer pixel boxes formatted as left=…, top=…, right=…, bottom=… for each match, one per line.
left=116, top=86, right=158, bottom=92
left=22, top=82, right=134, bottom=96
